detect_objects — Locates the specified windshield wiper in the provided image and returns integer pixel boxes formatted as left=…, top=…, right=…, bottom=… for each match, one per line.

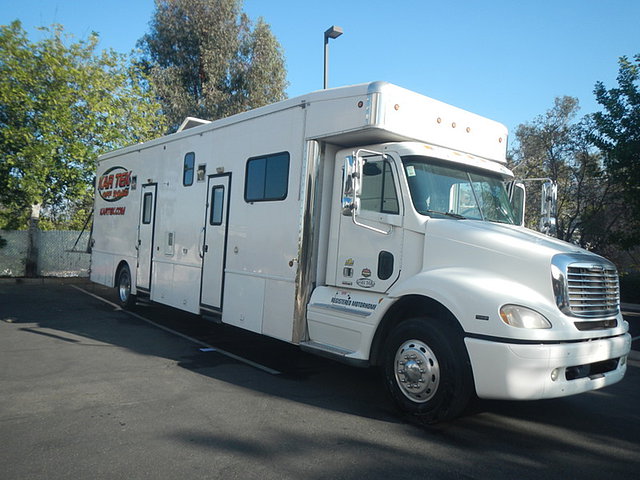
left=424, top=210, right=466, bottom=220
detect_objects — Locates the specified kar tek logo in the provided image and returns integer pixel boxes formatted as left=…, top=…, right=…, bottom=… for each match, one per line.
left=98, top=166, right=132, bottom=202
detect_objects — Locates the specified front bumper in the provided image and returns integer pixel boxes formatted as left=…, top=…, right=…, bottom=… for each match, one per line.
left=465, top=333, right=632, bottom=400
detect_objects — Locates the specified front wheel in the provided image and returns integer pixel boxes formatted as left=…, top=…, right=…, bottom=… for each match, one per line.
left=116, top=265, right=136, bottom=308
left=383, top=318, right=473, bottom=423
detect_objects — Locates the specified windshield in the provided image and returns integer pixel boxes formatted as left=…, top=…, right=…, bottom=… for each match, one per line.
left=402, top=155, right=517, bottom=224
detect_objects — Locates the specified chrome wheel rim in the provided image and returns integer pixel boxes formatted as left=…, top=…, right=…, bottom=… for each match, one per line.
left=118, top=271, right=131, bottom=303
left=393, top=339, right=440, bottom=403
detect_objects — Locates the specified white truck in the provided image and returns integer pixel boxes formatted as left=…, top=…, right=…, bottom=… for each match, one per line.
left=90, top=82, right=631, bottom=422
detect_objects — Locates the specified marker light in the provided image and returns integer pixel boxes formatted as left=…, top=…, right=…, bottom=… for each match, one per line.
left=500, top=305, right=552, bottom=329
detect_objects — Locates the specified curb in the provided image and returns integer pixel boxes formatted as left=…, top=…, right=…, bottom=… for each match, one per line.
left=0, top=277, right=91, bottom=286
left=621, top=303, right=640, bottom=314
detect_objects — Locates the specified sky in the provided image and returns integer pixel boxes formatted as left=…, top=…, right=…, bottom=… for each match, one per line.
left=1, top=0, right=638, bottom=138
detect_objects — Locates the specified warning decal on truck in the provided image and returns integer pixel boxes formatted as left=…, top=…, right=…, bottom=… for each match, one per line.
left=329, top=290, right=380, bottom=311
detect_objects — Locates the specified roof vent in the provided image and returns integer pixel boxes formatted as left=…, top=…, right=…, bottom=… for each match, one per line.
left=177, top=117, right=211, bottom=132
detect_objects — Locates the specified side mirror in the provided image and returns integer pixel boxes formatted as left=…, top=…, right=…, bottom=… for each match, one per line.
left=342, top=155, right=360, bottom=216
left=540, top=180, right=557, bottom=235
left=508, top=182, right=526, bottom=226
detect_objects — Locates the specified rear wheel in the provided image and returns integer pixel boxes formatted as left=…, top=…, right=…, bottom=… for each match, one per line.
left=116, top=265, right=136, bottom=308
left=383, top=318, right=473, bottom=423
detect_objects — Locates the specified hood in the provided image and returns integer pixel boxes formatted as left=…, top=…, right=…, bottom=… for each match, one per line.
left=426, top=218, right=589, bottom=261
left=422, top=219, right=608, bottom=308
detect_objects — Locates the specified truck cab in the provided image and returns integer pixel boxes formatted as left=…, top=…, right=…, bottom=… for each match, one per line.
left=305, top=140, right=631, bottom=422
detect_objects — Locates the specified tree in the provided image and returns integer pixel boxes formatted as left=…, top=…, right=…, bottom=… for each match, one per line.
left=509, top=97, right=627, bottom=254
left=0, top=21, right=166, bottom=230
left=591, top=54, right=640, bottom=249
left=139, top=0, right=288, bottom=131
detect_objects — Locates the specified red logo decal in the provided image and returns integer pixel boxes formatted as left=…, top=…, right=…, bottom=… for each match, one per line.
left=98, top=166, right=132, bottom=202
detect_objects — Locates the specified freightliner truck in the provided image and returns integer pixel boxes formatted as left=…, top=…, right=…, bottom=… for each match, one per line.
left=90, top=82, right=631, bottom=422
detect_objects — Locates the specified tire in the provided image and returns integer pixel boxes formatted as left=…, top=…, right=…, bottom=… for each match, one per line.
left=116, top=265, right=136, bottom=308
left=383, top=318, right=473, bottom=423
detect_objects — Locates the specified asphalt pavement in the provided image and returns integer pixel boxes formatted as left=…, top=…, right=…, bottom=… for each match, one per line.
left=1, top=282, right=638, bottom=480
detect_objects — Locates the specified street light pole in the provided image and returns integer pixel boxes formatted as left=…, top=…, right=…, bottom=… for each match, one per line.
left=323, top=25, right=343, bottom=89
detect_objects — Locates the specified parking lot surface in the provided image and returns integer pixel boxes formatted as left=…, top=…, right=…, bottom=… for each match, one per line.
left=1, top=283, right=638, bottom=480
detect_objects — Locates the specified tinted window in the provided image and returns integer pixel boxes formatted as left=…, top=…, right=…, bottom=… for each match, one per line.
left=183, top=152, right=195, bottom=186
left=142, top=193, right=153, bottom=224
left=245, top=152, right=290, bottom=202
left=210, top=186, right=225, bottom=225
left=360, top=158, right=399, bottom=214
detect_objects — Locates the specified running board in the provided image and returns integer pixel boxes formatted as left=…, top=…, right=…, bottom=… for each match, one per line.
left=300, top=341, right=369, bottom=367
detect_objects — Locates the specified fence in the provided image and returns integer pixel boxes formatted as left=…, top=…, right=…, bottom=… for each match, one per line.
left=0, top=230, right=90, bottom=277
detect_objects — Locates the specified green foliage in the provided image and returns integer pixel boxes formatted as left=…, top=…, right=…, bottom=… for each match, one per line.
left=0, top=20, right=166, bottom=229
left=619, top=272, right=640, bottom=303
left=591, top=54, right=640, bottom=249
left=509, top=54, right=640, bottom=256
left=509, top=97, right=630, bottom=255
left=139, top=0, right=288, bottom=131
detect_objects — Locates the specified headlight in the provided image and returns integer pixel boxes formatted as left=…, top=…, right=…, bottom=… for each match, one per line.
left=551, top=263, right=570, bottom=314
left=500, top=305, right=552, bottom=329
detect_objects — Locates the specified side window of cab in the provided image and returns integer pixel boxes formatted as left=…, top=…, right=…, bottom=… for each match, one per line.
left=360, top=158, right=399, bottom=214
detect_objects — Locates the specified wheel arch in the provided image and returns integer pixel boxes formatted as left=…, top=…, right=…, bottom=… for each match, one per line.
left=369, top=294, right=465, bottom=366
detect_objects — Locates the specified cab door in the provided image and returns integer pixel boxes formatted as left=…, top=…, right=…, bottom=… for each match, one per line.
left=334, top=152, right=404, bottom=292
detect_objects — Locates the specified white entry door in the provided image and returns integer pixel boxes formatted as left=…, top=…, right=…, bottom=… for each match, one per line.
left=200, top=174, right=231, bottom=311
left=137, top=184, right=157, bottom=291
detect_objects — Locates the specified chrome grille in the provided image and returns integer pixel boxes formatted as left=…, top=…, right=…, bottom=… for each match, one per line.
left=566, top=264, right=619, bottom=318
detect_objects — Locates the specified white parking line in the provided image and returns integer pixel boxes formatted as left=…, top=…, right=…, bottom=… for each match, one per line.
left=71, top=285, right=281, bottom=375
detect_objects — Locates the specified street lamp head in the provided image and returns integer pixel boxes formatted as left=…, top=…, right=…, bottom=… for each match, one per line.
left=324, top=25, right=343, bottom=41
